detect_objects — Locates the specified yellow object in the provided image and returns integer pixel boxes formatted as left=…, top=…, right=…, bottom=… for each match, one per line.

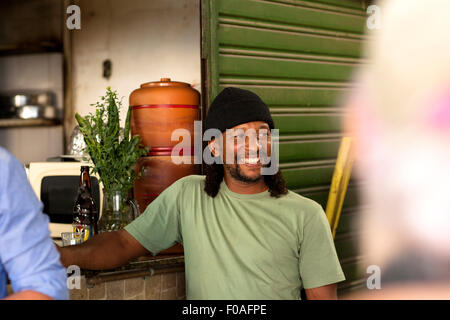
left=325, top=136, right=355, bottom=239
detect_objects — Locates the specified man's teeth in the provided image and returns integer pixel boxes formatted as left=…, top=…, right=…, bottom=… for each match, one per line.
left=244, top=157, right=259, bottom=164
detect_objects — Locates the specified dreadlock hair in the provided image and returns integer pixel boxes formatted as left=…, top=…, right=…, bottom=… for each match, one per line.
left=204, top=162, right=288, bottom=198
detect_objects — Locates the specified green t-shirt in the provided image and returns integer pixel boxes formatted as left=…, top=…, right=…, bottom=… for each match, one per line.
left=125, top=175, right=345, bottom=299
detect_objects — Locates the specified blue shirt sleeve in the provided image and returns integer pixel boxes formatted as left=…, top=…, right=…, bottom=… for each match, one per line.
left=0, top=148, right=68, bottom=300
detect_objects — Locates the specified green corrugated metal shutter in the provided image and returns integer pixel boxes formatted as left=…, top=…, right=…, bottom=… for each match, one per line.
left=202, top=0, right=369, bottom=294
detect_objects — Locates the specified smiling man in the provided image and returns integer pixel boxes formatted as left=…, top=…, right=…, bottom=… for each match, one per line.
left=58, top=87, right=345, bottom=300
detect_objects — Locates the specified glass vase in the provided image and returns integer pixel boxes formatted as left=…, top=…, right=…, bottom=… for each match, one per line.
left=98, top=188, right=139, bottom=232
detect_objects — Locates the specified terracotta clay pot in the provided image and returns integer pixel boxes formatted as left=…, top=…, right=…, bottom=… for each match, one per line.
left=134, top=155, right=199, bottom=211
left=130, top=78, right=200, bottom=152
left=130, top=79, right=200, bottom=255
left=134, top=155, right=199, bottom=255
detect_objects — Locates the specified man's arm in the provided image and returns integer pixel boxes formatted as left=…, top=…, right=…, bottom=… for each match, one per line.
left=60, top=175, right=187, bottom=270
left=305, top=283, right=338, bottom=300
left=58, top=229, right=149, bottom=269
left=298, top=204, right=346, bottom=300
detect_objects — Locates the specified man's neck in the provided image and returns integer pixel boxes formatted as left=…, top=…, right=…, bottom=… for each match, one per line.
left=223, top=172, right=269, bottom=194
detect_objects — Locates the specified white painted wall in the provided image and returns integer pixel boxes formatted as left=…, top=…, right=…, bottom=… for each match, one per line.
left=0, top=0, right=201, bottom=163
left=0, top=126, right=64, bottom=164
left=70, top=0, right=201, bottom=131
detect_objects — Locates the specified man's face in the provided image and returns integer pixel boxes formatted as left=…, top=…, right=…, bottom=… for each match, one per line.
left=210, top=121, right=272, bottom=183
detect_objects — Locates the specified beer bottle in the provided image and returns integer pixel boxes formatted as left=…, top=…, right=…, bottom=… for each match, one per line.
left=73, top=166, right=98, bottom=242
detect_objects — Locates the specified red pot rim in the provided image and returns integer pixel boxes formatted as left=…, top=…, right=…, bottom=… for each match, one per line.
left=146, top=146, right=194, bottom=156
left=132, top=104, right=198, bottom=110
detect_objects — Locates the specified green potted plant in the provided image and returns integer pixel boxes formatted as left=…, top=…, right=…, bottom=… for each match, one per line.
left=75, top=87, right=148, bottom=232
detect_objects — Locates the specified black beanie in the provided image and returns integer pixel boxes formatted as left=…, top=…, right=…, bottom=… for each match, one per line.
left=204, top=87, right=274, bottom=133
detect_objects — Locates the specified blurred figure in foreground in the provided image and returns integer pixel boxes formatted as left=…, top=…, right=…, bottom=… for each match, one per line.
left=0, top=147, right=68, bottom=300
left=345, top=0, right=450, bottom=299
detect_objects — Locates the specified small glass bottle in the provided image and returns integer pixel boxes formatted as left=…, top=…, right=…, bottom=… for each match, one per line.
left=73, top=166, right=98, bottom=242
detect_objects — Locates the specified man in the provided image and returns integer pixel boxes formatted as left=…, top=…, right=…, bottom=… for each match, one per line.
left=59, top=87, right=345, bottom=299
left=0, top=147, right=68, bottom=300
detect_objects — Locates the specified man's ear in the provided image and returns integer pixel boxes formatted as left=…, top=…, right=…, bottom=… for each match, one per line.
left=208, top=139, right=220, bottom=157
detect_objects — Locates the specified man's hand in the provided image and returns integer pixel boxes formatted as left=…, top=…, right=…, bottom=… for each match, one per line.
left=4, top=290, right=53, bottom=300
left=305, top=283, right=338, bottom=300
left=57, top=229, right=150, bottom=270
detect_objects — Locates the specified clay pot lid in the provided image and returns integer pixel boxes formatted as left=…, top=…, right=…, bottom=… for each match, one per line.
left=140, top=78, right=190, bottom=88
left=130, top=78, right=200, bottom=106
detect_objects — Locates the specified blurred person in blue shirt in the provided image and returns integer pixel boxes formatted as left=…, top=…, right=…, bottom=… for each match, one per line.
left=0, top=147, right=68, bottom=300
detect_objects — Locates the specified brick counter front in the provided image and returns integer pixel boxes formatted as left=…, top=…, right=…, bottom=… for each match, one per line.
left=69, top=255, right=186, bottom=300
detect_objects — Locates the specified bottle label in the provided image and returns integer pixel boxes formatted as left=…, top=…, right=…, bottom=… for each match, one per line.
left=73, top=224, right=92, bottom=243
